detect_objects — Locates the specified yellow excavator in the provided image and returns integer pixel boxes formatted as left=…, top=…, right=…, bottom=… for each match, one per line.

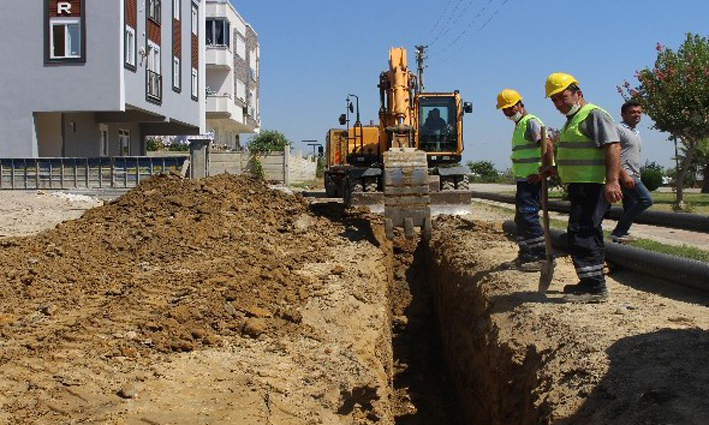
left=338, top=47, right=473, bottom=239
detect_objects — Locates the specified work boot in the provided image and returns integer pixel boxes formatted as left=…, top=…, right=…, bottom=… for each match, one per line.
left=518, top=259, right=544, bottom=272
left=563, top=286, right=609, bottom=304
left=500, top=258, right=543, bottom=272
left=563, top=282, right=591, bottom=295
left=610, top=233, right=636, bottom=243
left=500, top=258, right=523, bottom=270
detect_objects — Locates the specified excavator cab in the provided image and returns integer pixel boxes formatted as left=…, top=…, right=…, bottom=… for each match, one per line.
left=417, top=95, right=459, bottom=154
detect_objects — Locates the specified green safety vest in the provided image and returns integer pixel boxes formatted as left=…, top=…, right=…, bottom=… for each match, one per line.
left=510, top=114, right=543, bottom=179
left=558, top=104, right=609, bottom=183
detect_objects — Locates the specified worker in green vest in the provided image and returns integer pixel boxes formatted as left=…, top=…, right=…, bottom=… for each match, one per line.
left=496, top=89, right=554, bottom=271
left=542, top=73, right=622, bottom=303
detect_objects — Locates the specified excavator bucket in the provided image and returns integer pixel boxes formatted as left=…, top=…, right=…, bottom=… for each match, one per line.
left=382, top=148, right=432, bottom=240
left=429, top=190, right=473, bottom=216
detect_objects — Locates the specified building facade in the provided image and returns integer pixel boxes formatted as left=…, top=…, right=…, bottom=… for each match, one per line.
left=0, top=0, right=206, bottom=158
left=205, top=0, right=260, bottom=150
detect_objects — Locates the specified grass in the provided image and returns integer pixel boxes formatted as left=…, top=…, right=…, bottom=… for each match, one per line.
left=472, top=200, right=709, bottom=263
left=289, top=179, right=323, bottom=189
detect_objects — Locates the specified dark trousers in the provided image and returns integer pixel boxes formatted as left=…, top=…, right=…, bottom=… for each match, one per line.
left=567, top=183, right=609, bottom=288
left=515, top=181, right=545, bottom=262
left=612, top=177, right=653, bottom=236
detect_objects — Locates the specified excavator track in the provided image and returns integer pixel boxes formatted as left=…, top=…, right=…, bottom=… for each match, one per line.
left=383, top=148, right=431, bottom=240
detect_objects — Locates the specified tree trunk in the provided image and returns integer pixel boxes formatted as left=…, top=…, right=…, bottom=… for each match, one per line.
left=702, top=163, right=709, bottom=193
left=675, top=140, right=697, bottom=208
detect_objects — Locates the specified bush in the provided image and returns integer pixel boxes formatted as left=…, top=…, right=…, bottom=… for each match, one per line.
left=146, top=138, right=159, bottom=151
left=466, top=160, right=499, bottom=183
left=250, top=157, right=265, bottom=180
left=248, top=130, right=291, bottom=155
left=641, top=169, right=663, bottom=191
left=315, top=156, right=325, bottom=179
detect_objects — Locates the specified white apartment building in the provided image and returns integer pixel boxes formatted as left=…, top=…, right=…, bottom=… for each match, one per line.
left=0, top=0, right=206, bottom=158
left=205, top=0, right=260, bottom=150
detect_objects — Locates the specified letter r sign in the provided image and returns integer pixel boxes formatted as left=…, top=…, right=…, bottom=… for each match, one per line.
left=57, top=1, right=72, bottom=15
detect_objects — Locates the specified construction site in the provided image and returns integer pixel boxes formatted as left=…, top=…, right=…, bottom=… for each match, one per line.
left=0, top=172, right=707, bottom=424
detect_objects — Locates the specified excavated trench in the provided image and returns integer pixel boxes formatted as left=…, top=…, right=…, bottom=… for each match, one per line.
left=385, top=231, right=542, bottom=425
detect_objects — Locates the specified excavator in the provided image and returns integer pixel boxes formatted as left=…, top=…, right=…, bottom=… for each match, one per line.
left=337, top=47, right=473, bottom=240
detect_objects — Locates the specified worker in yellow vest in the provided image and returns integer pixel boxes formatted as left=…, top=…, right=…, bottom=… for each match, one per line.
left=496, top=89, right=554, bottom=272
left=542, top=73, right=622, bottom=303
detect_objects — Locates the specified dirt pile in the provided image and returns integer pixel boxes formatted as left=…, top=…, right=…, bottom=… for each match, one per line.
left=0, top=174, right=394, bottom=424
left=1, top=174, right=334, bottom=353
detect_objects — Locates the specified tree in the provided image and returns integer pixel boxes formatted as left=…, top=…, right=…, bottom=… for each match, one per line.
left=466, top=160, right=499, bottom=183
left=672, top=138, right=709, bottom=191
left=247, top=130, right=291, bottom=155
left=619, top=33, right=709, bottom=210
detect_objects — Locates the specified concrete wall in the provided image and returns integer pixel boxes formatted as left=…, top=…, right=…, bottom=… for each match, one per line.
left=35, top=113, right=63, bottom=157
left=289, top=151, right=318, bottom=184
left=207, top=151, right=286, bottom=183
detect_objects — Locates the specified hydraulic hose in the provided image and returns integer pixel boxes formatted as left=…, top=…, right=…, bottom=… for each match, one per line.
left=502, top=220, right=709, bottom=292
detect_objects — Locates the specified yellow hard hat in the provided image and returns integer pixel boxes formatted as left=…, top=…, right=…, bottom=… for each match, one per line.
left=496, top=89, right=522, bottom=109
left=545, top=73, right=579, bottom=98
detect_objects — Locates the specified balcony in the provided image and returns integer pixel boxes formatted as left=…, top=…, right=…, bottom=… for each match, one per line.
left=146, top=70, right=162, bottom=103
left=206, top=93, right=239, bottom=120
left=206, top=45, right=232, bottom=70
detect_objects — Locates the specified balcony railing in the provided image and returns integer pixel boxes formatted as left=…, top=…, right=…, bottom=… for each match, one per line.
left=147, top=70, right=162, bottom=101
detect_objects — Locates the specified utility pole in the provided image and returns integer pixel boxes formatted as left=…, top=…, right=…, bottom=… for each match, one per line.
left=415, top=45, right=427, bottom=91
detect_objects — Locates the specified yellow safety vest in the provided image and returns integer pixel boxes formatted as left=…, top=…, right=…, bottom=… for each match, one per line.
left=510, top=114, right=543, bottom=179
left=558, top=104, right=610, bottom=183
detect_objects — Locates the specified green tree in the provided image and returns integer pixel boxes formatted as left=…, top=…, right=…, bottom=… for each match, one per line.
left=247, top=130, right=291, bottom=155
left=466, top=160, right=499, bottom=183
left=619, top=33, right=709, bottom=210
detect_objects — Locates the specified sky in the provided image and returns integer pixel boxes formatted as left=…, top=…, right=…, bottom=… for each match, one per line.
left=232, top=0, right=708, bottom=171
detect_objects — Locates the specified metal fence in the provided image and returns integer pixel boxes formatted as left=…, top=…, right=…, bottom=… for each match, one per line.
left=0, top=156, right=187, bottom=190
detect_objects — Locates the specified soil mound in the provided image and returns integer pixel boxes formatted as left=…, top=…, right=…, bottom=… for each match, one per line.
left=0, top=174, right=343, bottom=355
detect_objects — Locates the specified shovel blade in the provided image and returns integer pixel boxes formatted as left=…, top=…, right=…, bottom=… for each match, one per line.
left=538, top=260, right=554, bottom=293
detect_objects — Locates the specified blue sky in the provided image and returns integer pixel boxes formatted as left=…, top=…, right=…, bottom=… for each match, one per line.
left=232, top=0, right=707, bottom=171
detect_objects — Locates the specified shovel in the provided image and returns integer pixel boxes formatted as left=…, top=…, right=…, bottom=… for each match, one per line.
left=538, top=126, right=555, bottom=293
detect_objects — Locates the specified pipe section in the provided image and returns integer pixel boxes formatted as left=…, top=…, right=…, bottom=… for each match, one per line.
left=477, top=191, right=709, bottom=232
left=502, top=220, right=709, bottom=291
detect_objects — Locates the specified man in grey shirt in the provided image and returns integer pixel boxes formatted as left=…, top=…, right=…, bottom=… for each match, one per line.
left=610, top=101, right=653, bottom=242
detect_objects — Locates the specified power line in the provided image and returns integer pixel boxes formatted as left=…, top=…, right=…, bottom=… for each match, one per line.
left=425, top=0, right=456, bottom=40
left=428, top=0, right=467, bottom=47
left=429, top=0, right=480, bottom=48
left=429, top=0, right=497, bottom=59
left=432, top=0, right=514, bottom=66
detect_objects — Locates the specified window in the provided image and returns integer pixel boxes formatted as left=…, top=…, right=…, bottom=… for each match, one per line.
left=235, top=34, right=245, bottom=59
left=191, top=68, right=198, bottom=100
left=50, top=18, right=81, bottom=59
left=206, top=19, right=230, bottom=47
left=147, top=42, right=162, bottom=101
left=100, top=125, right=109, bottom=157
left=173, top=0, right=181, bottom=20
left=236, top=79, right=245, bottom=102
left=148, top=0, right=161, bottom=24
left=191, top=4, right=198, bottom=35
left=249, top=49, right=257, bottom=80
left=119, top=129, right=131, bottom=156
left=125, top=26, right=136, bottom=67
left=173, top=56, right=181, bottom=91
